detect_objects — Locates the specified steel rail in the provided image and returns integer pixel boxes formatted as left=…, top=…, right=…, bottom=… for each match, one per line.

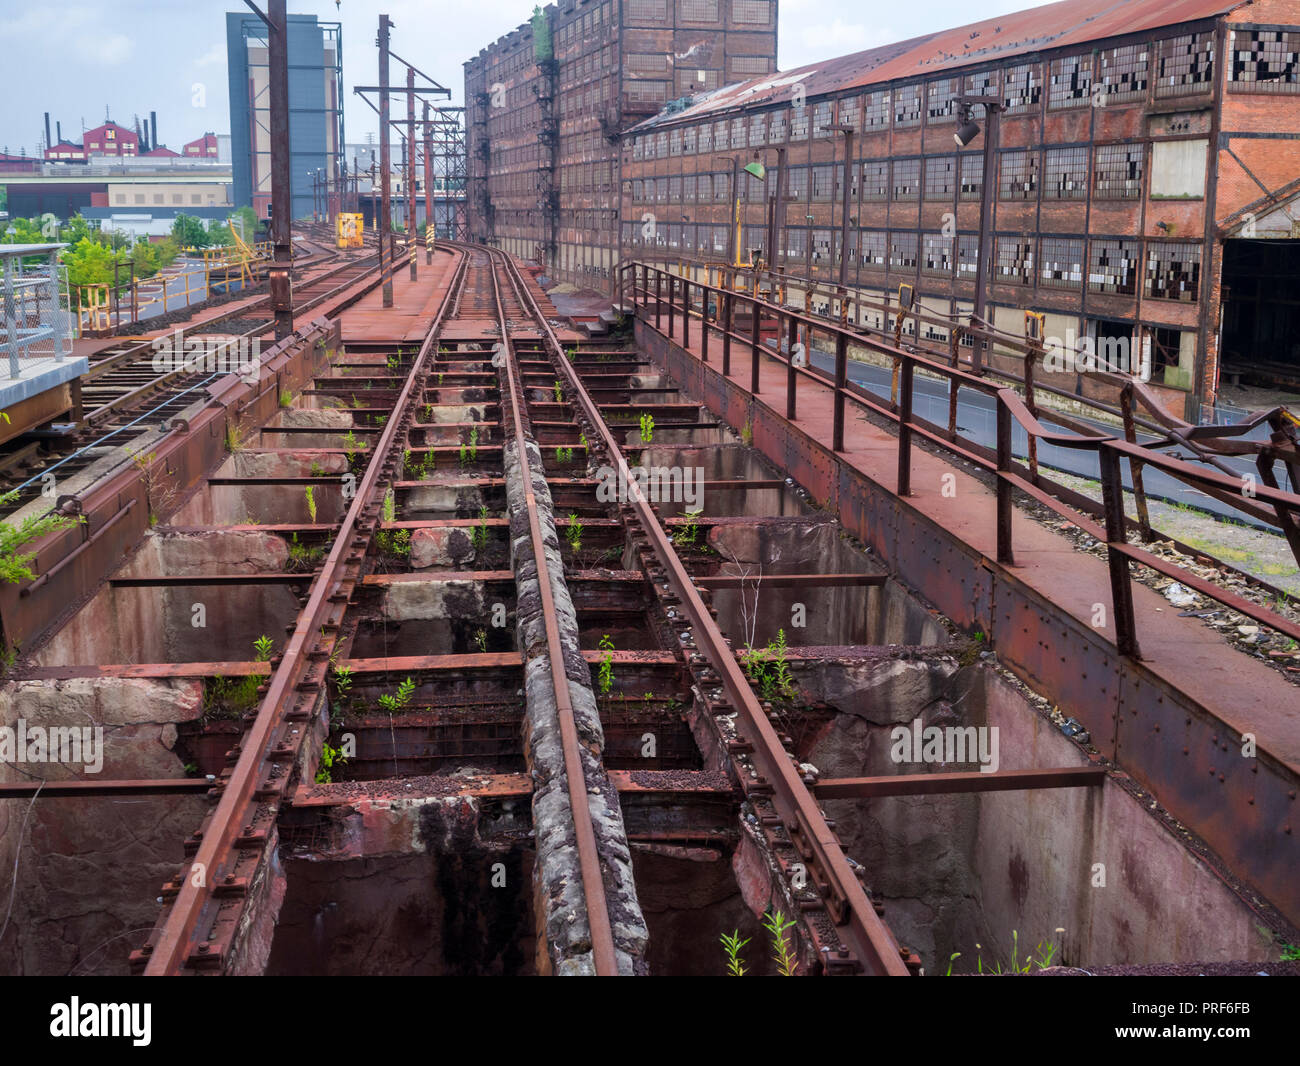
left=478, top=244, right=909, bottom=976
left=480, top=245, right=620, bottom=976
left=141, top=246, right=469, bottom=975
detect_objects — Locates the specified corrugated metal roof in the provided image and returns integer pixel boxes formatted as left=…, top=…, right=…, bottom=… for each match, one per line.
left=631, top=0, right=1244, bottom=130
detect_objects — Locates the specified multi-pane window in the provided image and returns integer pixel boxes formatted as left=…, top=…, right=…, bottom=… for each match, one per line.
left=960, top=155, right=983, bottom=201
left=860, top=230, right=887, bottom=268
left=1003, top=63, right=1042, bottom=111
left=748, top=113, right=766, bottom=146
left=864, top=90, right=891, bottom=130
left=1230, top=29, right=1300, bottom=93
left=1145, top=242, right=1201, bottom=301
left=996, top=237, right=1035, bottom=286
left=1156, top=32, right=1215, bottom=96
left=839, top=96, right=860, bottom=129
left=924, top=156, right=957, bottom=200
left=733, top=0, right=770, bottom=22
left=680, top=0, right=719, bottom=20
left=1049, top=54, right=1093, bottom=108
left=730, top=117, right=746, bottom=149
left=811, top=229, right=832, bottom=264
left=682, top=126, right=696, bottom=153
left=713, top=119, right=728, bottom=150
left=862, top=161, right=889, bottom=201
left=768, top=110, right=786, bottom=143
left=785, top=227, right=806, bottom=260
left=813, top=101, right=833, bottom=137
left=1088, top=238, right=1140, bottom=296
left=922, top=233, right=954, bottom=276
left=786, top=166, right=810, bottom=202
left=957, top=234, right=980, bottom=279
left=999, top=150, right=1039, bottom=200
left=812, top=165, right=835, bottom=201
left=1099, top=44, right=1149, bottom=103
left=698, top=123, right=712, bottom=153
left=964, top=70, right=1001, bottom=118
left=790, top=105, right=809, bottom=140
left=890, top=231, right=919, bottom=270
left=1094, top=144, right=1143, bottom=199
left=1040, top=237, right=1084, bottom=290
left=669, top=129, right=682, bottom=156
left=1044, top=147, right=1088, bottom=200
left=893, top=158, right=920, bottom=200
left=894, top=83, right=922, bottom=128
left=927, top=79, right=957, bottom=123
left=668, top=176, right=682, bottom=202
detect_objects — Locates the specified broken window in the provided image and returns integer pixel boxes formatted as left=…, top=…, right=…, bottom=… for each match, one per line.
left=864, top=90, right=891, bottom=130
left=1048, top=54, right=1092, bottom=109
left=924, top=155, right=957, bottom=201
left=922, top=233, right=954, bottom=276
left=999, top=149, right=1039, bottom=200
left=1088, top=238, right=1140, bottom=296
left=862, top=161, right=889, bottom=201
left=996, top=237, right=1035, bottom=285
left=894, top=83, right=922, bottom=128
left=893, top=158, right=920, bottom=200
left=1003, top=63, right=1042, bottom=111
left=860, top=230, right=887, bottom=268
left=890, top=231, right=918, bottom=270
left=1094, top=144, right=1143, bottom=199
left=1040, top=238, right=1084, bottom=290
left=1230, top=28, right=1300, bottom=93
left=1099, top=44, right=1149, bottom=103
left=1156, top=32, right=1215, bottom=97
left=1044, top=147, right=1088, bottom=200
left=1145, top=241, right=1201, bottom=301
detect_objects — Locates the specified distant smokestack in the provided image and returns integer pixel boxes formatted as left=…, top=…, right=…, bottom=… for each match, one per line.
left=56, top=120, right=62, bottom=144
left=44, top=112, right=51, bottom=152
left=151, top=111, right=158, bottom=152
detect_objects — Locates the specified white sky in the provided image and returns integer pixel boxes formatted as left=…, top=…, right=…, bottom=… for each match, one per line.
left=0, top=0, right=1054, bottom=155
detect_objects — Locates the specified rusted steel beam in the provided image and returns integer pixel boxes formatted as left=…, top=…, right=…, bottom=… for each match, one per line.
left=0, top=779, right=213, bottom=799
left=109, top=574, right=314, bottom=587
left=694, top=573, right=886, bottom=589
left=813, top=767, right=1106, bottom=799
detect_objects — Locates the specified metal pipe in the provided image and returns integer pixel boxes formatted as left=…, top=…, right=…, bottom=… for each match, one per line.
left=268, top=0, right=293, bottom=341
left=379, top=13, right=394, bottom=308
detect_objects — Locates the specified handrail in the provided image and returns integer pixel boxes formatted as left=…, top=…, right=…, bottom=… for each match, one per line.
left=622, top=260, right=1300, bottom=658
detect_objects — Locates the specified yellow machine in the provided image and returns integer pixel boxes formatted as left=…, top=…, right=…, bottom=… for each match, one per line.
left=337, top=213, right=364, bottom=249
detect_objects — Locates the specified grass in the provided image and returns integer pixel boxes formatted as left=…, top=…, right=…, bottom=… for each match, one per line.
left=304, top=485, right=317, bottom=524
left=672, top=509, right=702, bottom=548
left=459, top=426, right=479, bottom=468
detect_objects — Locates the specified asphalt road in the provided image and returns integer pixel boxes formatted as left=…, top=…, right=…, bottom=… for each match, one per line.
left=806, top=349, right=1293, bottom=528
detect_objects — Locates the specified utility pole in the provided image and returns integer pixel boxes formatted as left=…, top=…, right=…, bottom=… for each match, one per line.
left=407, top=65, right=417, bottom=280
left=379, top=13, right=394, bottom=308
left=423, top=101, right=434, bottom=263
left=268, top=0, right=293, bottom=341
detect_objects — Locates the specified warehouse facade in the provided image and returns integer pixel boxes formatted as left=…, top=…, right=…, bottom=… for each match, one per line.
left=465, top=0, right=778, bottom=292
left=618, top=0, right=1300, bottom=421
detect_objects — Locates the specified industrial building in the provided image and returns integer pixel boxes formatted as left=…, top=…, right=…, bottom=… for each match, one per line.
left=465, top=0, right=778, bottom=293
left=618, top=0, right=1300, bottom=421
left=226, top=10, right=345, bottom=221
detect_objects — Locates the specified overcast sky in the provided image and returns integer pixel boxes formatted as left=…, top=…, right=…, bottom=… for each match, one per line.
left=0, top=0, right=1053, bottom=155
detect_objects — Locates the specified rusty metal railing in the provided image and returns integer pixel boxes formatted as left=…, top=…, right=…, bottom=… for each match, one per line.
left=621, top=261, right=1300, bottom=661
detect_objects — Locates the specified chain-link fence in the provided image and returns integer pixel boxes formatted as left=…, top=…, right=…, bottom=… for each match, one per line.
left=2, top=244, right=73, bottom=380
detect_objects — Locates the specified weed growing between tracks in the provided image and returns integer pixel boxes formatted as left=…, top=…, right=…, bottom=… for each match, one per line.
left=202, top=635, right=274, bottom=719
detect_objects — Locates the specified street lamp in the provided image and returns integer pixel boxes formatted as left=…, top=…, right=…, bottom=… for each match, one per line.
left=954, top=96, right=1002, bottom=373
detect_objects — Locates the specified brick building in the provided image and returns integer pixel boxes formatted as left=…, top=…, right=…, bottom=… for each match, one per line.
left=184, top=132, right=220, bottom=159
left=619, top=0, right=1300, bottom=421
left=465, top=0, right=778, bottom=293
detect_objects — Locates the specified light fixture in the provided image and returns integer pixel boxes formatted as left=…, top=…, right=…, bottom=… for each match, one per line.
left=743, top=160, right=766, bottom=180
left=954, top=118, right=981, bottom=148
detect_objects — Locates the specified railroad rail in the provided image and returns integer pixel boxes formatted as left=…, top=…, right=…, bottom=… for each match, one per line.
left=133, top=246, right=464, bottom=975
left=466, top=242, right=913, bottom=975
left=0, top=229, right=387, bottom=518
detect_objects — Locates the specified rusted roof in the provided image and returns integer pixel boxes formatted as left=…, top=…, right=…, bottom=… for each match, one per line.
left=631, top=0, right=1244, bottom=130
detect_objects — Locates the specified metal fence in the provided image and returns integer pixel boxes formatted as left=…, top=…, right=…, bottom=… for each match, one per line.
left=2, top=244, right=72, bottom=379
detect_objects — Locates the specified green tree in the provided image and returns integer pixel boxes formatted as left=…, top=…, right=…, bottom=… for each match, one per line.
left=205, top=222, right=235, bottom=248
left=171, top=214, right=209, bottom=249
